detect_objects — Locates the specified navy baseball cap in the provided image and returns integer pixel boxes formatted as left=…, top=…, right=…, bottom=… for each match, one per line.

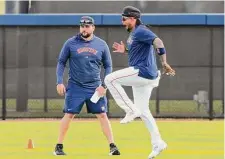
left=80, top=16, right=95, bottom=25
left=122, top=6, right=141, bottom=19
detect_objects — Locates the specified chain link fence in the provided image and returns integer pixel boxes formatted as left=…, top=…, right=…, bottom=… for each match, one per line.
left=0, top=25, right=224, bottom=120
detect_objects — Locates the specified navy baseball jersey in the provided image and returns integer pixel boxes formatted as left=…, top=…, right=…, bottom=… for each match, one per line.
left=56, top=34, right=112, bottom=88
left=127, top=24, right=158, bottom=79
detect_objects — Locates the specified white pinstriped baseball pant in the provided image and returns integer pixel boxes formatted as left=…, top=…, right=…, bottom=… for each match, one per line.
left=104, top=67, right=162, bottom=144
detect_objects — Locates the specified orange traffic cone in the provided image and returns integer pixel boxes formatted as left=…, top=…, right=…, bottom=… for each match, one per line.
left=27, top=139, right=34, bottom=149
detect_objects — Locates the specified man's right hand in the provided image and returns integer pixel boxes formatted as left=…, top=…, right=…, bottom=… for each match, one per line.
left=112, top=41, right=126, bottom=53
left=57, top=84, right=66, bottom=96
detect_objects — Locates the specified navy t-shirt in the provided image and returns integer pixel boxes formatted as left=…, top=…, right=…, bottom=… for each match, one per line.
left=127, top=25, right=158, bottom=79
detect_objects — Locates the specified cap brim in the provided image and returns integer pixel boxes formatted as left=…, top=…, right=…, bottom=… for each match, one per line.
left=122, top=14, right=132, bottom=17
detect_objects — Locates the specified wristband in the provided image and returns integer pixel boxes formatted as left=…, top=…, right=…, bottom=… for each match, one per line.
left=101, top=84, right=107, bottom=89
left=156, top=48, right=166, bottom=55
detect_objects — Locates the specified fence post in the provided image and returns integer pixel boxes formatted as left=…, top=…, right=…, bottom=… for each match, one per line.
left=44, top=30, right=48, bottom=112
left=2, top=27, right=6, bottom=120
left=6, top=1, right=30, bottom=112
left=222, top=58, right=224, bottom=116
left=209, top=28, right=214, bottom=120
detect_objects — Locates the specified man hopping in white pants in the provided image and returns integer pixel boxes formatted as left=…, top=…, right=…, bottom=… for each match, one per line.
left=104, top=6, right=175, bottom=159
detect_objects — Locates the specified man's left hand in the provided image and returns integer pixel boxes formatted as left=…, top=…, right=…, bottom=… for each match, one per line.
left=96, top=86, right=107, bottom=97
left=162, top=63, right=175, bottom=76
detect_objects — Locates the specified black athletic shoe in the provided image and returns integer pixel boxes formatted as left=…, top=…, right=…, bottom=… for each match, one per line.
left=53, top=144, right=66, bottom=155
left=109, top=143, right=120, bottom=155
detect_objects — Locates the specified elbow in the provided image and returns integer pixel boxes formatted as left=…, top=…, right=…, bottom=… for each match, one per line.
left=105, top=65, right=112, bottom=71
left=57, top=59, right=66, bottom=67
left=104, top=65, right=112, bottom=76
left=104, top=62, right=112, bottom=69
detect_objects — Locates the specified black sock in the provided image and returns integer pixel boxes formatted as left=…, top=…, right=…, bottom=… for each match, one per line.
left=56, top=143, right=63, bottom=148
left=110, top=143, right=116, bottom=148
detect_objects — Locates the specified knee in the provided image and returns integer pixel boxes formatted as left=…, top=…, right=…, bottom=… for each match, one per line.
left=104, top=74, right=113, bottom=86
left=140, top=112, right=150, bottom=120
left=96, top=113, right=108, bottom=119
left=140, top=114, right=147, bottom=121
left=64, top=113, right=75, bottom=119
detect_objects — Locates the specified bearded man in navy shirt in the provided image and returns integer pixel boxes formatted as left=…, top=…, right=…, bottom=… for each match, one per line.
left=54, top=16, right=120, bottom=156
left=104, top=6, right=175, bottom=159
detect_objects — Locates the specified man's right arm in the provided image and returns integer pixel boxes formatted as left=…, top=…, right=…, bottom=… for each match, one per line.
left=56, top=40, right=70, bottom=85
left=112, top=41, right=127, bottom=54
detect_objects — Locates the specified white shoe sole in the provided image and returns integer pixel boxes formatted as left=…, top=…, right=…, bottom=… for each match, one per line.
left=53, top=151, right=66, bottom=156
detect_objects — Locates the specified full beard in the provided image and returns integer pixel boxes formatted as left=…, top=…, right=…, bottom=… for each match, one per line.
left=81, top=32, right=91, bottom=38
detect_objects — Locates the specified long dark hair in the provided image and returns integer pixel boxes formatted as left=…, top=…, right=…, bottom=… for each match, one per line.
left=136, top=18, right=152, bottom=29
left=135, top=18, right=142, bottom=26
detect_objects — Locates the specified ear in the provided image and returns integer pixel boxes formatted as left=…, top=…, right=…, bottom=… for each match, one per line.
left=92, top=25, right=95, bottom=32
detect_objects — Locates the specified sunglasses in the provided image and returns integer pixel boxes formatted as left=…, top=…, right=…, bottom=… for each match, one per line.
left=122, top=16, right=130, bottom=21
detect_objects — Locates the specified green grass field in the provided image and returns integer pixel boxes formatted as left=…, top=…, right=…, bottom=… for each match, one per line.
left=0, top=119, right=223, bottom=159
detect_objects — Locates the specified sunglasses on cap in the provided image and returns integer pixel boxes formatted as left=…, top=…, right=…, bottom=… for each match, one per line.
left=80, top=19, right=93, bottom=24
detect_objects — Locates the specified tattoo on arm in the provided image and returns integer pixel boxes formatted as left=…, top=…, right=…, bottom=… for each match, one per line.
left=153, top=38, right=164, bottom=48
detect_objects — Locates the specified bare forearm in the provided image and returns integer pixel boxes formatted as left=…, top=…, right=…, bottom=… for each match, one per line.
left=153, top=37, right=175, bottom=76
left=159, top=54, right=167, bottom=65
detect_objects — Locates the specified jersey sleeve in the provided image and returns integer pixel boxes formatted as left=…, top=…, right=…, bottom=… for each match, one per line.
left=135, top=27, right=157, bottom=45
left=102, top=42, right=113, bottom=82
left=56, top=39, right=71, bottom=84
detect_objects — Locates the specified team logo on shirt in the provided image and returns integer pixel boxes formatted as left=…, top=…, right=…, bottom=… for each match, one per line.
left=77, top=47, right=98, bottom=55
left=101, top=106, right=105, bottom=111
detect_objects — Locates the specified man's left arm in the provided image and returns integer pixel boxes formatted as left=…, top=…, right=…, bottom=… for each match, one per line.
left=95, top=43, right=112, bottom=96
left=102, top=43, right=113, bottom=87
left=152, top=37, right=175, bottom=76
